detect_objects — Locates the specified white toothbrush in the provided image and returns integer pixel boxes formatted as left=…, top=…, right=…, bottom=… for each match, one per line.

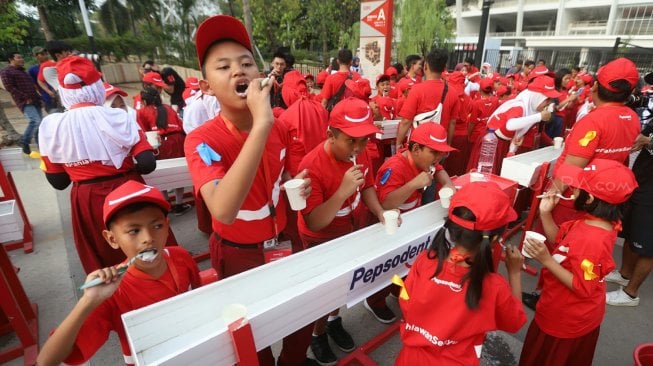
left=79, top=249, right=159, bottom=290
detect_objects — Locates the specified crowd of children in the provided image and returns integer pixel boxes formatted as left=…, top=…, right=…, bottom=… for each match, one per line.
left=10, top=12, right=647, bottom=366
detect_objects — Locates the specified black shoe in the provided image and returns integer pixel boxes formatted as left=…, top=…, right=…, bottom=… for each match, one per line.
left=363, top=299, right=397, bottom=324
left=325, top=317, right=355, bottom=352
left=171, top=203, right=192, bottom=216
left=20, top=142, right=31, bottom=155
left=310, top=333, right=337, bottom=366
left=522, top=292, right=540, bottom=311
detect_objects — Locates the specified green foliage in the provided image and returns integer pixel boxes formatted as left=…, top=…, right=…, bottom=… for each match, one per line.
left=0, top=2, right=30, bottom=45
left=23, top=0, right=81, bottom=39
left=398, top=0, right=454, bottom=60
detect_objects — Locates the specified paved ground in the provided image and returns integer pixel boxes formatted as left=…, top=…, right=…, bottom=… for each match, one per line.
left=0, top=86, right=651, bottom=365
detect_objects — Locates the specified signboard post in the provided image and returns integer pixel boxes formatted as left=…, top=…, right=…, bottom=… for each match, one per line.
left=359, top=0, right=393, bottom=82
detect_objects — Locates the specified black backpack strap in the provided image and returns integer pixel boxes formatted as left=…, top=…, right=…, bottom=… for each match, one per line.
left=326, top=73, right=353, bottom=112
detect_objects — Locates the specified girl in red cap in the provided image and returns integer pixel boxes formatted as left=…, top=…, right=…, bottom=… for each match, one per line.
left=38, top=56, right=164, bottom=274
left=137, top=87, right=190, bottom=216
left=397, top=181, right=526, bottom=365
left=519, top=159, right=638, bottom=366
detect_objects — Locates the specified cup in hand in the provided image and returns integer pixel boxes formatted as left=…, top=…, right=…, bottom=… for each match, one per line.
left=438, top=187, right=454, bottom=208
left=553, top=137, right=564, bottom=149
left=383, top=210, right=400, bottom=235
left=145, top=131, right=161, bottom=149
left=283, top=179, right=306, bottom=211
left=521, top=231, right=546, bottom=258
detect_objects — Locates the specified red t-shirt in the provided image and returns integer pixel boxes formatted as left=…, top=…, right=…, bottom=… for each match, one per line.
left=535, top=219, right=617, bottom=338
left=41, top=131, right=152, bottom=182
left=37, top=60, right=56, bottom=83
left=184, top=115, right=301, bottom=243
left=398, top=79, right=459, bottom=132
left=61, top=247, right=200, bottom=366
left=468, top=95, right=500, bottom=144
left=320, top=71, right=362, bottom=102
left=297, top=143, right=375, bottom=241
left=375, top=150, right=443, bottom=212
left=397, top=252, right=526, bottom=366
left=487, top=106, right=524, bottom=141
left=136, top=105, right=184, bottom=135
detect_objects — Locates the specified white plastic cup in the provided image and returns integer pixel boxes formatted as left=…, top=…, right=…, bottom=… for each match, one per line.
left=470, top=172, right=485, bottom=182
left=553, top=137, right=564, bottom=149
left=283, top=179, right=306, bottom=211
left=383, top=210, right=400, bottom=235
left=438, top=187, right=454, bottom=208
left=522, top=231, right=546, bottom=258
left=145, top=131, right=161, bottom=149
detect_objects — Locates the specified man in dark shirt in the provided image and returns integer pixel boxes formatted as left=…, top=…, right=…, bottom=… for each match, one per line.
left=0, top=51, right=42, bottom=155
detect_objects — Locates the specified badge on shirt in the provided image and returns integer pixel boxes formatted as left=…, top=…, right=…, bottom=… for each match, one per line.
left=581, top=259, right=599, bottom=280
left=578, top=131, right=597, bottom=147
left=380, top=168, right=392, bottom=185
left=196, top=142, right=221, bottom=166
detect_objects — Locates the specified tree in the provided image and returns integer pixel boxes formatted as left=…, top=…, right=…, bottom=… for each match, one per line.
left=0, top=1, right=29, bottom=45
left=398, top=0, right=454, bottom=59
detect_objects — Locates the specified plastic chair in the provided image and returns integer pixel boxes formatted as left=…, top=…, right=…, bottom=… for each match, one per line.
left=635, top=343, right=653, bottom=366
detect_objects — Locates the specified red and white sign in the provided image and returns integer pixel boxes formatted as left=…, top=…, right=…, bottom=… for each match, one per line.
left=359, top=0, right=393, bottom=86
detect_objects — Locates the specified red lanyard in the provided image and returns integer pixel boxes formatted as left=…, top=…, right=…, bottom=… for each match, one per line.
left=221, top=114, right=279, bottom=237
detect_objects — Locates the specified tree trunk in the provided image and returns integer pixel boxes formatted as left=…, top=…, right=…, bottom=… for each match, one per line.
left=37, top=5, right=55, bottom=41
left=241, top=0, right=254, bottom=47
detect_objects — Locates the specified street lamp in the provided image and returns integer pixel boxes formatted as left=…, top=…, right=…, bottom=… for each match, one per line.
left=474, top=0, right=494, bottom=68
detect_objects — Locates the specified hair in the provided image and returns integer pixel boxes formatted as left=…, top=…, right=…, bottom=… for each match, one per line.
left=106, top=202, right=168, bottom=229
left=597, top=79, right=633, bottom=102
left=328, top=126, right=342, bottom=137
left=5, top=51, right=19, bottom=62
left=537, top=59, right=547, bottom=65
left=524, top=60, right=535, bottom=68
left=425, top=48, right=448, bottom=73
left=45, top=40, right=73, bottom=60
left=573, top=189, right=622, bottom=222
left=143, top=60, right=155, bottom=68
left=140, top=87, right=168, bottom=129
left=572, top=66, right=581, bottom=73
left=273, top=46, right=294, bottom=70
left=426, top=206, right=504, bottom=309
left=464, top=57, right=475, bottom=65
left=330, top=57, right=340, bottom=71
left=516, top=59, right=523, bottom=65
left=337, top=49, right=353, bottom=65
left=392, top=62, right=404, bottom=74
left=555, top=68, right=571, bottom=90
left=405, top=54, right=422, bottom=69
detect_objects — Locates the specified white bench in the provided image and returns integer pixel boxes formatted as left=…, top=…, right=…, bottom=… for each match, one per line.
left=122, top=201, right=448, bottom=365
left=143, top=158, right=192, bottom=192
left=500, top=146, right=562, bottom=187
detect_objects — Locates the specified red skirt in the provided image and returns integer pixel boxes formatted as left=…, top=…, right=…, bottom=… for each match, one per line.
left=519, top=320, right=600, bottom=366
left=156, top=132, right=185, bottom=160
left=443, top=132, right=470, bottom=177
left=71, top=172, right=178, bottom=274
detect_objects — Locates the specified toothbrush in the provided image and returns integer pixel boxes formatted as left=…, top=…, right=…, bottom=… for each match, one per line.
left=536, top=193, right=575, bottom=201
left=79, top=249, right=159, bottom=290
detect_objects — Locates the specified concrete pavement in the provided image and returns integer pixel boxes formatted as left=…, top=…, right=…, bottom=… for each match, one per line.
left=0, top=86, right=651, bottom=365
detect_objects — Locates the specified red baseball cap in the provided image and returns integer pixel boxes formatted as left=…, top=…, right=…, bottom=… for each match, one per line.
left=555, top=159, right=638, bottom=204
left=385, top=66, right=398, bottom=76
left=396, top=77, right=415, bottom=95
left=527, top=66, right=555, bottom=81
left=527, top=76, right=558, bottom=98
left=185, top=76, right=200, bottom=89
left=597, top=57, right=639, bottom=92
left=409, top=123, right=457, bottom=153
left=328, top=97, right=380, bottom=138
left=195, top=15, right=252, bottom=68
left=103, top=82, right=128, bottom=98
left=103, top=180, right=171, bottom=227
left=57, top=56, right=102, bottom=89
left=580, top=73, right=594, bottom=85
left=142, top=72, right=166, bottom=87
left=304, top=73, right=314, bottom=80
left=479, top=77, right=494, bottom=92
left=316, top=70, right=329, bottom=85
left=496, top=85, right=509, bottom=97
left=449, top=182, right=517, bottom=231
left=345, top=78, right=372, bottom=99
left=376, top=74, right=391, bottom=84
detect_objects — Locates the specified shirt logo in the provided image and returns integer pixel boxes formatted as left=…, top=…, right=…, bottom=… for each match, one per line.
left=578, top=130, right=597, bottom=147
left=618, top=115, right=632, bottom=120
left=581, top=259, right=599, bottom=281
left=380, top=168, right=392, bottom=185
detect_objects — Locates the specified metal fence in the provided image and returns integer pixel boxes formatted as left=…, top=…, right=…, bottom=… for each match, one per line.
left=448, top=48, right=653, bottom=77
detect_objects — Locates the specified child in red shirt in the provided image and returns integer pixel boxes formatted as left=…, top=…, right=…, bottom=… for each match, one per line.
left=397, top=182, right=526, bottom=365
left=36, top=180, right=200, bottom=366
left=519, top=159, right=638, bottom=365
left=298, top=97, right=389, bottom=364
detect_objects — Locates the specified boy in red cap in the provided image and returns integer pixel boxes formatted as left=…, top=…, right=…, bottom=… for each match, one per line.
left=37, top=180, right=200, bottom=366
left=298, top=97, right=388, bottom=364
left=396, top=49, right=460, bottom=151
left=396, top=181, right=526, bottom=365
left=519, top=159, right=638, bottom=366
left=184, top=15, right=311, bottom=366
left=370, top=74, right=396, bottom=121
left=38, top=56, right=170, bottom=274
left=182, top=76, right=201, bottom=102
